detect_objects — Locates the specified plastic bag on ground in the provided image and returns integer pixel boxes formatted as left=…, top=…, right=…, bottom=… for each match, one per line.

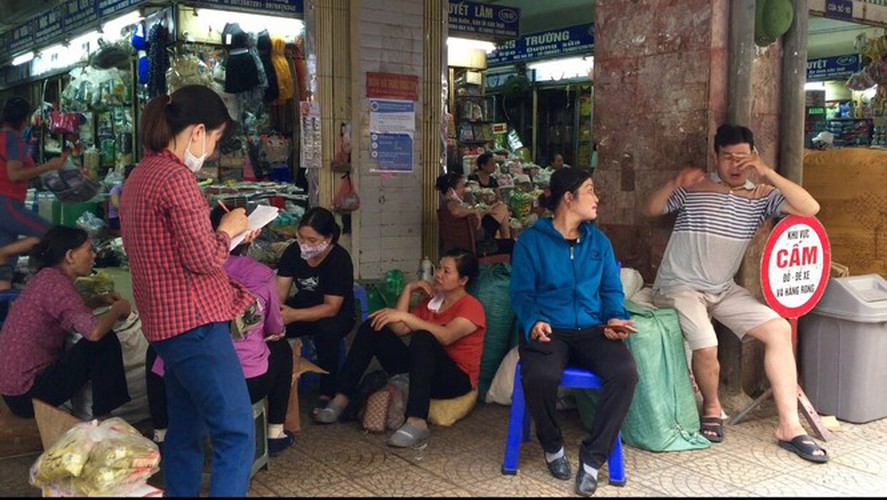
left=30, top=417, right=160, bottom=497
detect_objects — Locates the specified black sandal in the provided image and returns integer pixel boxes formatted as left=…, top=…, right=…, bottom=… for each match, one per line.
left=778, top=434, right=830, bottom=463
left=700, top=416, right=724, bottom=443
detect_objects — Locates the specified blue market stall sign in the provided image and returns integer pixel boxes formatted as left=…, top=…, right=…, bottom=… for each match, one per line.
left=449, top=1, right=520, bottom=39
left=0, top=64, right=31, bottom=90
left=65, top=0, right=101, bottom=34
left=2, top=0, right=304, bottom=63
left=488, top=23, right=594, bottom=66
left=10, top=23, right=35, bottom=56
left=33, top=10, right=65, bottom=48
left=97, top=0, right=144, bottom=17
left=807, top=54, right=860, bottom=82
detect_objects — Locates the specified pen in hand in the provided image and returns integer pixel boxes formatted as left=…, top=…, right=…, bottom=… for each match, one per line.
left=217, top=199, right=230, bottom=213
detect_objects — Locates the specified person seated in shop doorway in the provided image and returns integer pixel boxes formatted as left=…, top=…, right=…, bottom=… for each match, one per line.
left=314, top=248, right=485, bottom=449
left=146, top=205, right=295, bottom=456
left=510, top=167, right=638, bottom=496
left=468, top=153, right=500, bottom=189
left=643, top=124, right=828, bottom=464
left=436, top=171, right=513, bottom=257
left=0, top=226, right=132, bottom=419
left=548, top=153, right=571, bottom=171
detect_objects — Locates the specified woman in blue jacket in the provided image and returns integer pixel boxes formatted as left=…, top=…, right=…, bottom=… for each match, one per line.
left=509, top=168, right=639, bottom=497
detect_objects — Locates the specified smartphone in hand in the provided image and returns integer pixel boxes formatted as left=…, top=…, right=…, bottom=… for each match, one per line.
left=595, top=324, right=635, bottom=334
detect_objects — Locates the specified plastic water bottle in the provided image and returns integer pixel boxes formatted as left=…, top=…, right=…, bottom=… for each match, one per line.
left=420, top=256, right=434, bottom=282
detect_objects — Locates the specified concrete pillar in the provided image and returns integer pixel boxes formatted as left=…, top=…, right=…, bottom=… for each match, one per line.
left=594, top=0, right=786, bottom=405
left=422, top=0, right=447, bottom=262
left=727, top=0, right=756, bottom=127
left=779, top=0, right=808, bottom=184
left=593, top=0, right=729, bottom=282
left=313, top=0, right=352, bottom=208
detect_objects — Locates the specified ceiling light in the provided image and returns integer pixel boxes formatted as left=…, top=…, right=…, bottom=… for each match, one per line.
left=102, top=11, right=144, bottom=37
left=448, top=37, right=497, bottom=54
left=12, top=52, right=35, bottom=66
left=191, top=8, right=304, bottom=41
left=528, top=57, right=594, bottom=82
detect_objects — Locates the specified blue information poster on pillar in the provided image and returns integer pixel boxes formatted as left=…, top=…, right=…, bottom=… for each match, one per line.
left=369, top=99, right=415, bottom=173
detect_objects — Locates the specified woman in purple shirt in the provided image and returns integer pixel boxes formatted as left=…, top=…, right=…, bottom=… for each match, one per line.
left=146, top=205, right=295, bottom=456
left=0, top=226, right=132, bottom=418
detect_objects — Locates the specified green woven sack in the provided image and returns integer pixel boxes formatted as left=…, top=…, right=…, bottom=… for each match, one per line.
left=467, top=262, right=518, bottom=400
left=575, top=301, right=710, bottom=452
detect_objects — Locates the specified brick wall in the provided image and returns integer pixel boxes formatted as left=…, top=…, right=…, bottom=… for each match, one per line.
left=356, top=0, right=425, bottom=280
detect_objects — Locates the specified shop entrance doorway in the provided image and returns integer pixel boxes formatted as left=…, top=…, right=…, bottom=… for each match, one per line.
left=535, top=84, right=593, bottom=169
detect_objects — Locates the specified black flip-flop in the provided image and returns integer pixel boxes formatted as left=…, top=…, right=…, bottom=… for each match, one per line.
left=700, top=416, right=724, bottom=443
left=778, top=434, right=830, bottom=463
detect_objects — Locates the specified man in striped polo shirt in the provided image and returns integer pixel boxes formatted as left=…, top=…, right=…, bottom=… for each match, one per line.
left=644, top=124, right=829, bottom=463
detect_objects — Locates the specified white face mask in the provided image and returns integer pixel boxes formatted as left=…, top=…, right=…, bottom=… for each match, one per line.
left=299, top=240, right=330, bottom=261
left=184, top=131, right=208, bottom=173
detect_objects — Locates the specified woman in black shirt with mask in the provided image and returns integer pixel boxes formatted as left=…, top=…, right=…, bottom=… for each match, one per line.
left=276, top=207, right=355, bottom=411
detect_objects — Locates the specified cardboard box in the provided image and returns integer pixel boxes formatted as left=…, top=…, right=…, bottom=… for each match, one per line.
left=32, top=399, right=81, bottom=451
left=285, top=338, right=327, bottom=433
left=0, top=398, right=43, bottom=458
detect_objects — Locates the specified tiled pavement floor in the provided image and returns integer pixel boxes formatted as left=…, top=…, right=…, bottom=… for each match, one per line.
left=3, top=399, right=887, bottom=497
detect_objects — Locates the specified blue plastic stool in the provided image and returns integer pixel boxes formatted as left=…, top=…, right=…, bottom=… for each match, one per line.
left=0, top=289, right=21, bottom=327
left=353, top=284, right=369, bottom=321
left=501, top=362, right=626, bottom=486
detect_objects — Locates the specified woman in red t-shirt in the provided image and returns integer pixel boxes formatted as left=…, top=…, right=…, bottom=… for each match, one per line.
left=0, top=97, right=67, bottom=290
left=315, top=248, right=486, bottom=447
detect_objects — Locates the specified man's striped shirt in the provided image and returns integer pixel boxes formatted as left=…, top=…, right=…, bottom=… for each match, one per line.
left=653, top=174, right=787, bottom=294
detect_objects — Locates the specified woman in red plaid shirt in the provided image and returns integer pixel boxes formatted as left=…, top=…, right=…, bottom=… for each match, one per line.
left=119, top=85, right=256, bottom=497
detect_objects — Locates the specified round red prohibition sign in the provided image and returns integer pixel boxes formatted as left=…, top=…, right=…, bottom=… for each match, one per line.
left=761, top=215, right=831, bottom=318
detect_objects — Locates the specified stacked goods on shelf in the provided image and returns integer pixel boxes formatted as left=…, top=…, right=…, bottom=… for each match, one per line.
left=825, top=119, right=872, bottom=147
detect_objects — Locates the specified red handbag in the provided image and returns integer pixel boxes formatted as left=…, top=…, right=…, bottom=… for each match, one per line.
left=49, top=111, right=82, bottom=136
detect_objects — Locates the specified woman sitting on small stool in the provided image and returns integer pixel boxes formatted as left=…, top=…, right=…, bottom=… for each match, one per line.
left=0, top=226, right=131, bottom=418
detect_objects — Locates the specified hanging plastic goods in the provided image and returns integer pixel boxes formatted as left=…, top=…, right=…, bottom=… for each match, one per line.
left=333, top=174, right=360, bottom=213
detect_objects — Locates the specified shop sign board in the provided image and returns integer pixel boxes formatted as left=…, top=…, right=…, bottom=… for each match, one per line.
left=0, top=32, right=14, bottom=58
left=761, top=216, right=831, bottom=318
left=825, top=0, right=853, bottom=20
left=65, top=0, right=102, bottom=34
left=369, top=99, right=415, bottom=173
left=0, top=64, right=31, bottom=90
left=33, top=10, right=65, bottom=48
left=97, top=0, right=145, bottom=18
left=488, top=23, right=594, bottom=66
left=188, top=0, right=304, bottom=16
left=10, top=22, right=35, bottom=56
left=366, top=72, right=419, bottom=101
left=806, top=54, right=860, bottom=82
left=448, top=1, right=520, bottom=40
